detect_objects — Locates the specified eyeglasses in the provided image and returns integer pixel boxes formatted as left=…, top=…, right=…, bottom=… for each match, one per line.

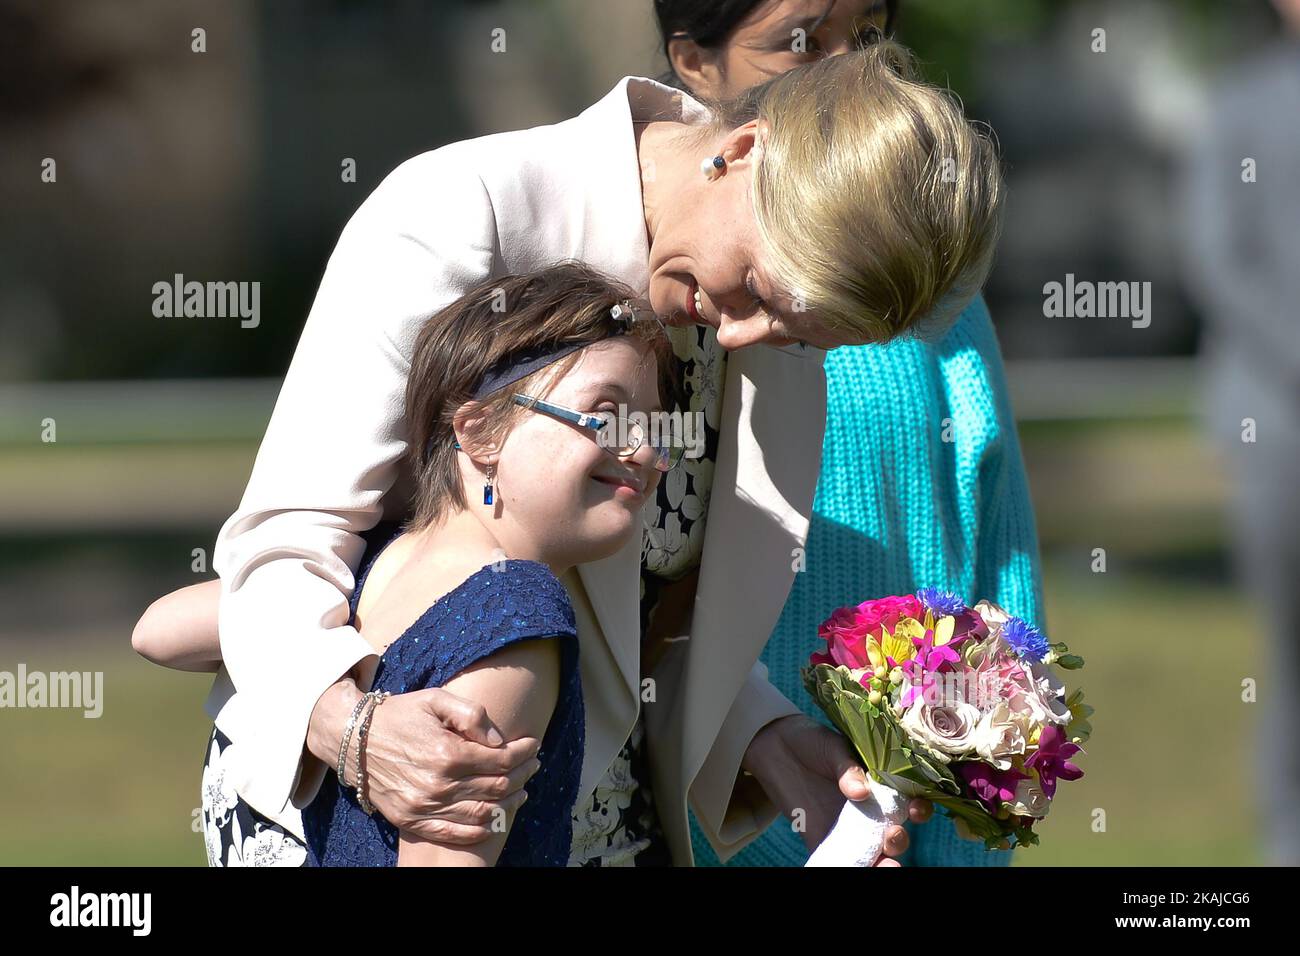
left=511, top=394, right=686, bottom=473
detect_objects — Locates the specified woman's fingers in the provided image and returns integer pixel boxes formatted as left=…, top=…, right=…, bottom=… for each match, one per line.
left=880, top=823, right=909, bottom=858
left=817, top=728, right=870, bottom=802
left=416, top=687, right=511, bottom=748
left=398, top=815, right=498, bottom=847
left=907, top=797, right=933, bottom=823
left=442, top=734, right=540, bottom=778
left=408, top=790, right=532, bottom=832
left=836, top=763, right=871, bottom=803
left=357, top=689, right=541, bottom=844
left=450, top=755, right=542, bottom=805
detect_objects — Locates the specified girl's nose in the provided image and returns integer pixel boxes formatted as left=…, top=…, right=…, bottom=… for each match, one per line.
left=627, top=438, right=664, bottom=473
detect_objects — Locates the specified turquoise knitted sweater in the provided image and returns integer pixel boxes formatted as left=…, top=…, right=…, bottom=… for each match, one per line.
left=688, top=294, right=1045, bottom=867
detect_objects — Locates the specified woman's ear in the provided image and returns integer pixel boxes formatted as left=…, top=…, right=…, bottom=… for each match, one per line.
left=667, top=35, right=722, bottom=99
left=451, top=401, right=499, bottom=462
left=720, top=120, right=766, bottom=169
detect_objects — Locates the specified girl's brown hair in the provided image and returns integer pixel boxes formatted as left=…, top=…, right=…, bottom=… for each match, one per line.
left=405, top=261, right=679, bottom=530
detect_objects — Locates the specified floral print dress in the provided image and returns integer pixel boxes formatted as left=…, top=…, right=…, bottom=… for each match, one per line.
left=201, top=725, right=308, bottom=867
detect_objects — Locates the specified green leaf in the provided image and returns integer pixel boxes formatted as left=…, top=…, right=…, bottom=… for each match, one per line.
left=931, top=794, right=1008, bottom=843
left=1013, top=824, right=1040, bottom=848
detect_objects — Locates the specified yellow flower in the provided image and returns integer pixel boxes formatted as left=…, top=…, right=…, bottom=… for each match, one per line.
left=933, top=615, right=956, bottom=646
left=1065, top=689, right=1094, bottom=743
left=886, top=618, right=923, bottom=660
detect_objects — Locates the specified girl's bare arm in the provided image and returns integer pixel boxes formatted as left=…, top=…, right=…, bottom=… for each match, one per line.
left=396, top=636, right=561, bottom=866
left=131, top=579, right=223, bottom=672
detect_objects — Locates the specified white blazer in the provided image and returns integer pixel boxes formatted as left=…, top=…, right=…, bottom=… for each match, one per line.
left=205, top=76, right=828, bottom=864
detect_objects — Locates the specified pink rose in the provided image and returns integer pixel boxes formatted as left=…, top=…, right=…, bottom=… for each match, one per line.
left=811, top=595, right=925, bottom=669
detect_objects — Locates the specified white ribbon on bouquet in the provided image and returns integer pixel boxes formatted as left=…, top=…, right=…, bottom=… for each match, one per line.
left=804, top=781, right=909, bottom=867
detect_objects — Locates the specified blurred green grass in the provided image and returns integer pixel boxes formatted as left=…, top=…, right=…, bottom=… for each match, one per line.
left=1014, top=559, right=1262, bottom=866
left=1, top=645, right=215, bottom=865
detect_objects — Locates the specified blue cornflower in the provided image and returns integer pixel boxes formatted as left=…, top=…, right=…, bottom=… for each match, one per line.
left=1002, top=617, right=1050, bottom=662
left=917, top=587, right=966, bottom=618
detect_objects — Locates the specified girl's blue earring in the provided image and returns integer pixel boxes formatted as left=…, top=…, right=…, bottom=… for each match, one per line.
left=483, top=462, right=496, bottom=506
left=701, top=154, right=725, bottom=181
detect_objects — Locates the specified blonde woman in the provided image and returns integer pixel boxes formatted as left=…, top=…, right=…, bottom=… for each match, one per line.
left=652, top=0, right=1044, bottom=867
left=144, top=40, right=1004, bottom=865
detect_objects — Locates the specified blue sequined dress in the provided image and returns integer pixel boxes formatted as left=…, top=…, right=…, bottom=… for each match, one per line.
left=301, top=521, right=584, bottom=866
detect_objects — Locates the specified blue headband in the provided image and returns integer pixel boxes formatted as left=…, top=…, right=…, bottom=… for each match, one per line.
left=466, top=299, right=656, bottom=401
left=468, top=339, right=599, bottom=403
left=428, top=299, right=660, bottom=457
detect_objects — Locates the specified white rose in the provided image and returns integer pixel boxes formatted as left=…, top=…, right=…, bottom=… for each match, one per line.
left=973, top=600, right=1010, bottom=633
left=1029, top=660, right=1073, bottom=725
left=900, top=697, right=982, bottom=762
left=1008, top=662, right=1071, bottom=727
left=971, top=703, right=1029, bottom=771
left=1008, top=777, right=1051, bottom=818
left=968, top=601, right=1013, bottom=668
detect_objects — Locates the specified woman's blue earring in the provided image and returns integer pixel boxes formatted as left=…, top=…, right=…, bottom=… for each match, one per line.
left=701, top=154, right=725, bottom=181
left=483, top=462, right=496, bottom=506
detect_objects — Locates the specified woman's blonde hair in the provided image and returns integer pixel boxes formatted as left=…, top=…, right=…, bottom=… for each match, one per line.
left=696, top=39, right=1005, bottom=343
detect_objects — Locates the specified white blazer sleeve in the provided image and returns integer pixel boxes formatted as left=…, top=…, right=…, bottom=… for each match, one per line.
left=689, top=659, right=801, bottom=861
left=211, top=151, right=500, bottom=817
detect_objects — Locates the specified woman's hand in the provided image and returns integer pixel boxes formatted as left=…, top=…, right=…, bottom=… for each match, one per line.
left=307, top=679, right=542, bottom=845
left=742, top=714, right=934, bottom=865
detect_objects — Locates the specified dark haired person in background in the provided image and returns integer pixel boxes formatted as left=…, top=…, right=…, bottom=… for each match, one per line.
left=650, top=0, right=1044, bottom=868
left=655, top=0, right=896, bottom=95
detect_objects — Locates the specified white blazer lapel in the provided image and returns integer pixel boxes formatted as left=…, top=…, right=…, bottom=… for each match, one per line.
left=677, top=345, right=828, bottom=785
left=574, top=537, right=642, bottom=702
left=566, top=535, right=642, bottom=801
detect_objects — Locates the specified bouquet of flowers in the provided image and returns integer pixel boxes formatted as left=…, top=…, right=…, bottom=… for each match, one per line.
left=801, top=589, right=1090, bottom=866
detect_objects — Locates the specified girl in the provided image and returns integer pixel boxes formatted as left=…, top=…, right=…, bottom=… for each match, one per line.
left=138, top=262, right=685, bottom=865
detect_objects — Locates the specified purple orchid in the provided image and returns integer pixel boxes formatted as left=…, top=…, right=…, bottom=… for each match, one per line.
left=959, top=762, right=1029, bottom=812
left=1024, top=725, right=1085, bottom=798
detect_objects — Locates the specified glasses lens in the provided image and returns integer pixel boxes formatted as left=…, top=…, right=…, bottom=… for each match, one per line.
left=619, top=417, right=646, bottom=457
left=648, top=444, right=684, bottom=473
left=591, top=411, right=641, bottom=458
left=648, top=420, right=688, bottom=472
left=596, top=411, right=690, bottom=472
